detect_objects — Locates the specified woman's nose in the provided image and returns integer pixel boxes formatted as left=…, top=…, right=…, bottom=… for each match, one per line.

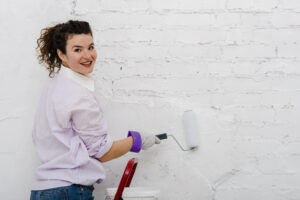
left=82, top=50, right=92, bottom=59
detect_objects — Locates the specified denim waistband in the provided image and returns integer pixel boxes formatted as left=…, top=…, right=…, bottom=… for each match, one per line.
left=71, top=184, right=94, bottom=191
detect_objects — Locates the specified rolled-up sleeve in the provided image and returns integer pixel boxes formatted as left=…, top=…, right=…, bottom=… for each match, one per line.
left=70, top=95, right=113, bottom=158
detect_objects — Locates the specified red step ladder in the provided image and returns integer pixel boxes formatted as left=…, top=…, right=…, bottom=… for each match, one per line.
left=114, top=158, right=138, bottom=200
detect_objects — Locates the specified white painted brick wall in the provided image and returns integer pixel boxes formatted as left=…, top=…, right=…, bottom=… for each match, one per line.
left=1, top=0, right=300, bottom=199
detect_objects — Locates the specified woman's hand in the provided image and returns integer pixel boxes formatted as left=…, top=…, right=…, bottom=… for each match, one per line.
left=140, top=133, right=161, bottom=150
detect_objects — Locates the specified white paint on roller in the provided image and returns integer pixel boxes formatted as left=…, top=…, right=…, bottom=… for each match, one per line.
left=183, top=110, right=200, bottom=149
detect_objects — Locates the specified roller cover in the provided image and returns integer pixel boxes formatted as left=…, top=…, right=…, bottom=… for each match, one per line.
left=183, top=110, right=200, bottom=149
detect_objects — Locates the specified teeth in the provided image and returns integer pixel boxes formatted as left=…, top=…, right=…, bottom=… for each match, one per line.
left=81, top=61, right=92, bottom=65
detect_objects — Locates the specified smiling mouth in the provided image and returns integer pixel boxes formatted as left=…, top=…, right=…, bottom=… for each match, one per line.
left=80, top=61, right=93, bottom=67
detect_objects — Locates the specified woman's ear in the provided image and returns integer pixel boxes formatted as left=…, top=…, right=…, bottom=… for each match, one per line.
left=57, top=49, right=66, bottom=63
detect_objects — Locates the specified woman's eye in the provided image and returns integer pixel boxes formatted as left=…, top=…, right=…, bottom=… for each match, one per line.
left=74, top=49, right=81, bottom=52
left=89, top=46, right=94, bottom=50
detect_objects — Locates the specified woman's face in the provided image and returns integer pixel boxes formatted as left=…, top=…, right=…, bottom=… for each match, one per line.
left=58, top=34, right=97, bottom=75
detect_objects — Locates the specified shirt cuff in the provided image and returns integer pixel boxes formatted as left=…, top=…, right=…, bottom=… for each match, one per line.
left=94, top=135, right=113, bottom=158
left=127, top=131, right=142, bottom=153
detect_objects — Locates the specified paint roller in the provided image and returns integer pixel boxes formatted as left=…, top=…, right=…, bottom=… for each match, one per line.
left=156, top=110, right=200, bottom=151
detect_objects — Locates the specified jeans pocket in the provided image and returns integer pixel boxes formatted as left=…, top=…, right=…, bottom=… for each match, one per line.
left=85, top=192, right=94, bottom=200
left=80, top=189, right=94, bottom=200
left=39, top=188, right=68, bottom=200
left=84, top=193, right=94, bottom=200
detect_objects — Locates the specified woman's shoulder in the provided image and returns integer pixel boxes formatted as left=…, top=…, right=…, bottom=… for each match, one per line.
left=56, top=73, right=91, bottom=92
left=48, top=74, right=94, bottom=104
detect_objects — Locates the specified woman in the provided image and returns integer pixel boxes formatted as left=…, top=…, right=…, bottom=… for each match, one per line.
left=30, top=20, right=160, bottom=200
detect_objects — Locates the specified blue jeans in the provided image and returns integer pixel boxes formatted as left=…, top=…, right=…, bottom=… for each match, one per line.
left=30, top=184, right=94, bottom=200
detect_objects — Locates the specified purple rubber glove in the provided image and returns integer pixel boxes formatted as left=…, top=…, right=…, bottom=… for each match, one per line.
left=128, top=131, right=161, bottom=152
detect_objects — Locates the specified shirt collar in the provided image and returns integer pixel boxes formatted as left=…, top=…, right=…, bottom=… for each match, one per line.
left=59, top=67, right=95, bottom=92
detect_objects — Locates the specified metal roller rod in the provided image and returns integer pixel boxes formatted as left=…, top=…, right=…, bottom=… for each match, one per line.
left=156, top=133, right=197, bottom=151
left=168, top=134, right=193, bottom=151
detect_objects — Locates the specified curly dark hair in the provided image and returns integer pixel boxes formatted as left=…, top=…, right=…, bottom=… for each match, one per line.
left=36, top=20, right=93, bottom=77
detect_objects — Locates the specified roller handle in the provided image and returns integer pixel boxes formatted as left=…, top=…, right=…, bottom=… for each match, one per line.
left=156, top=133, right=168, bottom=140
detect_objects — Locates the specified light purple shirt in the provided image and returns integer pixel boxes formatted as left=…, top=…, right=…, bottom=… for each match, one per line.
left=32, top=67, right=113, bottom=190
